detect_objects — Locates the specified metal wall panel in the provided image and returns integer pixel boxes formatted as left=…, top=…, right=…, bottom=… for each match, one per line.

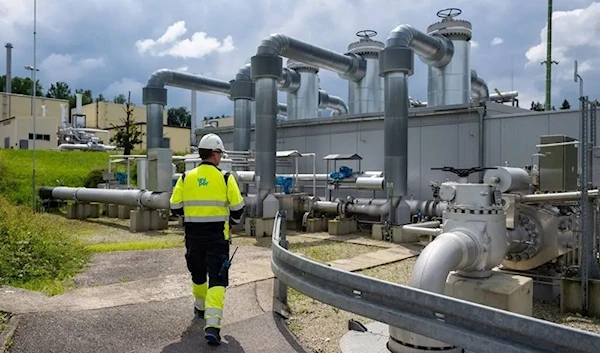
left=201, top=107, right=591, bottom=200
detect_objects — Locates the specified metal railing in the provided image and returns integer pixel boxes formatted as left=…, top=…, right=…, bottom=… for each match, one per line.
left=270, top=210, right=600, bottom=353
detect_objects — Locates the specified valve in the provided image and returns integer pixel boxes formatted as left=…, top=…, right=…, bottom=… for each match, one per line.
left=431, top=166, right=496, bottom=179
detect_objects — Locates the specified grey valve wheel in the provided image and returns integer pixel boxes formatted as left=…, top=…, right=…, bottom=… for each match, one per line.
left=437, top=8, right=462, bottom=19
left=356, top=30, right=377, bottom=39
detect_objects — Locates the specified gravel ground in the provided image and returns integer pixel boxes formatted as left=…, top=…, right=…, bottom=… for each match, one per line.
left=286, top=248, right=600, bottom=353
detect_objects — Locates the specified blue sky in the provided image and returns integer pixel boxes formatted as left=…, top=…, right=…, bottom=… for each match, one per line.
left=1, top=0, right=599, bottom=118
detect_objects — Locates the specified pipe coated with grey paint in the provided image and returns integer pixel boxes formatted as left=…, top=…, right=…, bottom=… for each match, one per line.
left=38, top=186, right=170, bottom=210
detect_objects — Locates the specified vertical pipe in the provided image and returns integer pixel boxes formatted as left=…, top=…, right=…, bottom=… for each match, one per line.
left=383, top=72, right=409, bottom=224
left=545, top=0, right=553, bottom=111
left=146, top=103, right=164, bottom=149
left=255, top=77, right=278, bottom=216
left=5, top=43, right=12, bottom=93
left=233, top=99, right=252, bottom=154
left=191, top=90, right=197, bottom=147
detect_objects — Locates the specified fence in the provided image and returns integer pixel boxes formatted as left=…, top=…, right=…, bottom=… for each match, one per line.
left=270, top=210, right=600, bottom=353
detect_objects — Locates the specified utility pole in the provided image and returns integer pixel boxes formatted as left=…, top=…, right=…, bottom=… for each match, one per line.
left=541, top=0, right=558, bottom=111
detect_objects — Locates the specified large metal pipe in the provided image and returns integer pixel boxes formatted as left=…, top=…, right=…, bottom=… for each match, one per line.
left=520, top=189, right=600, bottom=203
left=38, top=186, right=170, bottom=209
left=231, top=64, right=254, bottom=155
left=250, top=34, right=366, bottom=216
left=471, top=69, right=490, bottom=104
left=143, top=69, right=230, bottom=149
left=318, top=90, right=349, bottom=116
left=380, top=24, right=452, bottom=225
left=402, top=224, right=443, bottom=237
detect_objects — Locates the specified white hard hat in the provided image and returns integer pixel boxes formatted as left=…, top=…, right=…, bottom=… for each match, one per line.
left=198, top=133, right=226, bottom=153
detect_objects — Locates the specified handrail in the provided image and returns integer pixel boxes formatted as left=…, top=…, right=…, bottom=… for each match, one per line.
left=270, top=211, right=600, bottom=353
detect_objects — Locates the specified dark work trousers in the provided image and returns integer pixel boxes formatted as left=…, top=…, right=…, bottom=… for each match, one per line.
left=185, top=235, right=230, bottom=288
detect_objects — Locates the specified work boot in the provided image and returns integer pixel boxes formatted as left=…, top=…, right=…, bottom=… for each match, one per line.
left=204, top=327, right=221, bottom=345
left=194, top=307, right=204, bottom=320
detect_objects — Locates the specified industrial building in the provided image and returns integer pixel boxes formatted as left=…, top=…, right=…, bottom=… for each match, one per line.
left=72, top=100, right=191, bottom=152
left=0, top=92, right=69, bottom=150
left=38, top=7, right=600, bottom=353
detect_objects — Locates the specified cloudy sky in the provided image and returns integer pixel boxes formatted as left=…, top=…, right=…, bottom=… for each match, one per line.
left=1, top=0, right=599, bottom=118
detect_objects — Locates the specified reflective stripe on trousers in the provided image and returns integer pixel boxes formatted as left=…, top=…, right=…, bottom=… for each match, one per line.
left=205, top=308, right=223, bottom=328
left=195, top=298, right=205, bottom=311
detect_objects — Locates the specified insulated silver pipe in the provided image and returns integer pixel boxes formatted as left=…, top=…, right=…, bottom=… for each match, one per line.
left=143, top=69, right=230, bottom=149
left=257, top=34, right=365, bottom=81
left=520, top=189, right=600, bottom=203
left=232, top=64, right=253, bottom=156
left=402, top=225, right=443, bottom=237
left=379, top=25, right=453, bottom=224
left=318, top=90, right=349, bottom=116
left=39, top=187, right=170, bottom=210
left=254, top=76, right=279, bottom=216
left=471, top=69, right=490, bottom=103
left=5, top=43, right=12, bottom=94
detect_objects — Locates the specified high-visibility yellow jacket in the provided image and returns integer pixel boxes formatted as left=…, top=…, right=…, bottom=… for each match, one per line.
left=170, top=162, right=245, bottom=241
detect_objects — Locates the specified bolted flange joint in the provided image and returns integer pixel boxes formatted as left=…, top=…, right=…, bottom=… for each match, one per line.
left=379, top=47, right=414, bottom=77
left=229, top=79, right=255, bottom=101
left=143, top=86, right=167, bottom=106
left=251, top=54, right=283, bottom=80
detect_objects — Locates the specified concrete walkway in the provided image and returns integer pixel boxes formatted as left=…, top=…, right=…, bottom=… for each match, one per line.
left=0, top=239, right=420, bottom=353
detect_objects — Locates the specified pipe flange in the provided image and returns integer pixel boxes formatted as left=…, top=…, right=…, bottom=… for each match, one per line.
left=229, top=79, right=255, bottom=101
left=427, top=19, right=472, bottom=41
left=347, top=30, right=384, bottom=56
left=505, top=215, right=542, bottom=261
left=251, top=55, right=283, bottom=80
left=379, top=47, right=414, bottom=76
left=337, top=52, right=366, bottom=82
left=143, top=86, right=168, bottom=105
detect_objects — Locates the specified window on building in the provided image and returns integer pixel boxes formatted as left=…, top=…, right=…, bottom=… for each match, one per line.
left=29, top=133, right=51, bottom=141
left=29, top=133, right=33, bottom=140
left=43, top=134, right=50, bottom=141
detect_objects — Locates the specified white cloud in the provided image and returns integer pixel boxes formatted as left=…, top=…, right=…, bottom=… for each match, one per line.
left=102, top=78, right=144, bottom=101
left=525, top=1, right=600, bottom=80
left=176, top=66, right=189, bottom=72
left=471, top=41, right=480, bottom=48
left=491, top=37, right=504, bottom=46
left=135, top=20, right=234, bottom=58
left=39, top=54, right=105, bottom=84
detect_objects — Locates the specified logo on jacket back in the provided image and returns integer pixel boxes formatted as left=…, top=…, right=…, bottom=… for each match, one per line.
left=198, top=177, right=209, bottom=186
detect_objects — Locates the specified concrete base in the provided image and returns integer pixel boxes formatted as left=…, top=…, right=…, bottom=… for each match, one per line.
left=328, top=218, right=357, bottom=235
left=129, top=209, right=169, bottom=232
left=66, top=203, right=100, bottom=220
left=107, top=204, right=119, bottom=218
left=560, top=277, right=600, bottom=318
left=306, top=217, right=328, bottom=233
left=371, top=224, right=418, bottom=243
left=117, top=205, right=131, bottom=219
left=245, top=217, right=275, bottom=237
left=341, top=271, right=533, bottom=353
left=445, top=271, right=533, bottom=316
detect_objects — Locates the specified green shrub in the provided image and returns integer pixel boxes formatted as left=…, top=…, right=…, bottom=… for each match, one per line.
left=83, top=168, right=108, bottom=188
left=0, top=197, right=90, bottom=292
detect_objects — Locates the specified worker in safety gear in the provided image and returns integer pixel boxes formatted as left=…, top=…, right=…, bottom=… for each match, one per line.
left=170, top=133, right=245, bottom=345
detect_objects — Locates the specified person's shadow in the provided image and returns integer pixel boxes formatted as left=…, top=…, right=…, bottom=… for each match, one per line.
left=161, top=319, right=245, bottom=353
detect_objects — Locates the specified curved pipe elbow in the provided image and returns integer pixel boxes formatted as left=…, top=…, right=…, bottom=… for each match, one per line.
left=471, top=70, right=490, bottom=103
left=146, top=69, right=230, bottom=96
left=147, top=68, right=175, bottom=87
left=278, top=68, right=300, bottom=93
left=318, top=90, right=348, bottom=115
left=409, top=231, right=472, bottom=293
left=236, top=63, right=252, bottom=81
left=386, top=24, right=453, bottom=68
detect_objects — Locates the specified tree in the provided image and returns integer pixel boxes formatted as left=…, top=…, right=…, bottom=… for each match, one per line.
left=109, top=91, right=143, bottom=155
left=113, top=94, right=126, bottom=104
left=96, top=93, right=106, bottom=102
left=560, top=99, right=571, bottom=110
left=0, top=75, right=43, bottom=96
left=167, top=106, right=192, bottom=127
left=68, top=89, right=94, bottom=110
left=46, top=81, right=71, bottom=99
left=530, top=101, right=544, bottom=111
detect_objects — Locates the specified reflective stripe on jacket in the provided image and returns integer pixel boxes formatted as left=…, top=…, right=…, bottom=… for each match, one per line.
left=170, top=163, right=245, bottom=236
